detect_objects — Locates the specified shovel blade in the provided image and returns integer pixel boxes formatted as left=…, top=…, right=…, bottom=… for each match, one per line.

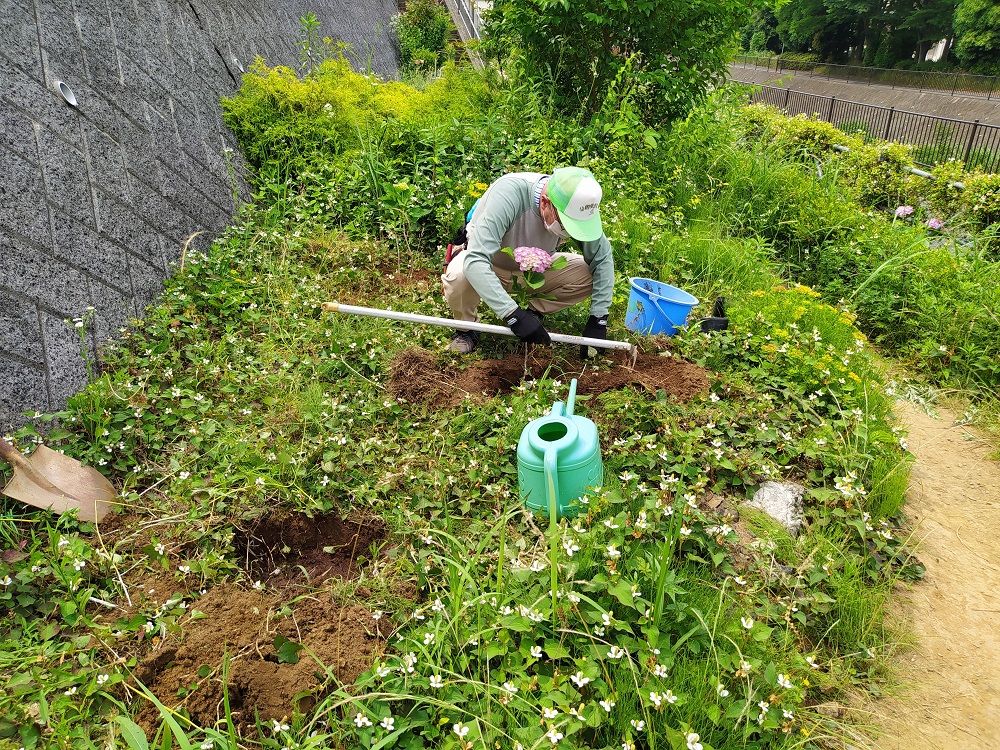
left=2, top=445, right=116, bottom=523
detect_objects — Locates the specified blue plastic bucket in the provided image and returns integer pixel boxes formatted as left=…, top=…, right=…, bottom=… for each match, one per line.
left=625, top=278, right=699, bottom=336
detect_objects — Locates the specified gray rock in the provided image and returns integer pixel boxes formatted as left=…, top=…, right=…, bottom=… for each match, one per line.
left=747, top=481, right=805, bottom=537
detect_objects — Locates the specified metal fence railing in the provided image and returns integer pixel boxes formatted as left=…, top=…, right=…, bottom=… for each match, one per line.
left=733, top=54, right=1000, bottom=101
left=744, top=84, right=1000, bottom=173
left=455, top=0, right=485, bottom=39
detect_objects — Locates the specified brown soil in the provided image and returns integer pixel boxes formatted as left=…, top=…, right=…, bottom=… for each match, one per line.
left=869, top=403, right=1000, bottom=748
left=389, top=347, right=711, bottom=408
left=131, top=513, right=391, bottom=733
left=232, top=512, right=386, bottom=587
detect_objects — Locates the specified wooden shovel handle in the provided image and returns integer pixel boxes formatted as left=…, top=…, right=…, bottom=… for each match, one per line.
left=0, top=438, right=31, bottom=471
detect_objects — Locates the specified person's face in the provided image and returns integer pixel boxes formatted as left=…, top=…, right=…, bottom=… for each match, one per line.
left=539, top=194, right=565, bottom=231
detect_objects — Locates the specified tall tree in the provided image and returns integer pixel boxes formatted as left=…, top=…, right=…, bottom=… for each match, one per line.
left=484, top=0, right=758, bottom=124
left=954, top=0, right=1000, bottom=73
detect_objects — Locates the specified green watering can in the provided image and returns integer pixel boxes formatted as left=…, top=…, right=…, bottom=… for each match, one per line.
left=517, top=379, right=603, bottom=519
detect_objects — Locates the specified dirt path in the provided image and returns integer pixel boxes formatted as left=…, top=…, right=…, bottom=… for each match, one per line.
left=871, top=401, right=1000, bottom=748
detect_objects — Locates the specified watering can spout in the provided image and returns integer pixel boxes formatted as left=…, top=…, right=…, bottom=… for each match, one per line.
left=566, top=379, right=578, bottom=416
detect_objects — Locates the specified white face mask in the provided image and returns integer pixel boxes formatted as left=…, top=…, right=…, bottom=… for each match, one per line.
left=546, top=218, right=571, bottom=239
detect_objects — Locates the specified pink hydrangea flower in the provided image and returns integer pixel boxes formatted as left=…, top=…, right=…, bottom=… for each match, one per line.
left=926, top=217, right=944, bottom=230
left=513, top=246, right=554, bottom=273
left=894, top=205, right=914, bottom=218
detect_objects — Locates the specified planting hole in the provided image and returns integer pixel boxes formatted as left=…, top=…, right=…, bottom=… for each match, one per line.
left=233, top=511, right=384, bottom=587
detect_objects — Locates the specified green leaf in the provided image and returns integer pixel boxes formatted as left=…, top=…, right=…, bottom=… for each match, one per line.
left=608, top=579, right=638, bottom=610
left=544, top=640, right=570, bottom=659
left=274, top=635, right=304, bottom=664
left=115, top=716, right=150, bottom=750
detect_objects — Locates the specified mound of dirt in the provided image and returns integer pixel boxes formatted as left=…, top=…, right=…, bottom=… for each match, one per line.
left=133, top=587, right=387, bottom=731
left=132, top=513, right=389, bottom=733
left=389, top=347, right=711, bottom=408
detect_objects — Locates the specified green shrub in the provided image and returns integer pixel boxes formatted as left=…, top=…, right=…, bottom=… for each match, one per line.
left=392, top=0, right=454, bottom=75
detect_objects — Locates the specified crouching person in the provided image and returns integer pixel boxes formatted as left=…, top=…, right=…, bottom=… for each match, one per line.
left=441, top=167, right=615, bottom=358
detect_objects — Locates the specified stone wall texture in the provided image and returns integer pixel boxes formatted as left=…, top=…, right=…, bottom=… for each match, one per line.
left=0, top=0, right=400, bottom=432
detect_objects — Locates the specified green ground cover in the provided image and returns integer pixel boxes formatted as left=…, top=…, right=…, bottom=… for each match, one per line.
left=2, top=43, right=999, bottom=750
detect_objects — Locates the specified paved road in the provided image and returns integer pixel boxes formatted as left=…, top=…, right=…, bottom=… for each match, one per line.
left=730, top=64, right=1000, bottom=126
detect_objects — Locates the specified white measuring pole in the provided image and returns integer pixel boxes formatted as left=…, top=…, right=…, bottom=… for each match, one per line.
left=321, top=302, right=636, bottom=353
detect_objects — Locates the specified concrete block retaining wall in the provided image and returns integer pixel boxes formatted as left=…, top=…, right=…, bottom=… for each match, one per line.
left=0, top=0, right=400, bottom=432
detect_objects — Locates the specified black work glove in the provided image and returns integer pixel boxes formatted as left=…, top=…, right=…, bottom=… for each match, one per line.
left=580, top=314, right=608, bottom=358
left=506, top=308, right=551, bottom=345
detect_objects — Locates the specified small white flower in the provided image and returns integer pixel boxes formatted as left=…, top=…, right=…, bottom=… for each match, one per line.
left=806, top=655, right=820, bottom=669
left=375, top=663, right=391, bottom=678
left=545, top=728, right=563, bottom=744
left=732, top=575, right=747, bottom=586
left=542, top=707, right=559, bottom=720
left=777, top=673, right=793, bottom=689
left=664, top=689, right=678, bottom=704
left=649, top=691, right=663, bottom=707
left=64, top=686, right=77, bottom=696
left=569, top=671, right=591, bottom=688
left=429, top=674, right=444, bottom=688
left=178, top=564, right=191, bottom=574
left=607, top=646, right=626, bottom=659
left=96, top=673, right=110, bottom=686
left=501, top=681, right=518, bottom=694
left=741, top=616, right=754, bottom=629
left=606, top=544, right=621, bottom=559
left=600, top=698, right=615, bottom=713
left=740, top=659, right=753, bottom=672
left=252, top=580, right=264, bottom=591
left=154, top=543, right=166, bottom=555
left=630, top=719, right=645, bottom=731
left=380, top=716, right=394, bottom=731
left=453, top=722, right=470, bottom=739
left=200, top=741, right=213, bottom=750
left=716, top=683, right=729, bottom=697
left=686, top=732, right=703, bottom=750
left=73, top=559, right=86, bottom=571
left=423, top=632, right=435, bottom=645
left=563, top=538, right=581, bottom=557
left=431, top=598, right=445, bottom=612
left=653, top=664, right=668, bottom=678
left=1, top=575, right=12, bottom=586
left=271, top=719, right=289, bottom=733
left=530, top=645, right=543, bottom=659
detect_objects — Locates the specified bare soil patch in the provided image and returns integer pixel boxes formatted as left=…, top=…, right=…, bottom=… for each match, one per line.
left=132, top=513, right=390, bottom=734
left=870, top=402, right=1000, bottom=748
left=389, top=347, right=711, bottom=408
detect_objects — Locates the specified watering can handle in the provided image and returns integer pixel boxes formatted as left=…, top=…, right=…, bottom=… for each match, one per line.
left=544, top=446, right=560, bottom=522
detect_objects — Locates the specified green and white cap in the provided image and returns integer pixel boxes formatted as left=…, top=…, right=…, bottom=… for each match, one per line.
left=548, top=167, right=604, bottom=242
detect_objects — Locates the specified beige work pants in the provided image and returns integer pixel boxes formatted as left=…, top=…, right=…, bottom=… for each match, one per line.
left=441, top=251, right=594, bottom=322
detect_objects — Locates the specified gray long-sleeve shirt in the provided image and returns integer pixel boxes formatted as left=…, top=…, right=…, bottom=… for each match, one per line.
left=463, top=172, right=615, bottom=319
